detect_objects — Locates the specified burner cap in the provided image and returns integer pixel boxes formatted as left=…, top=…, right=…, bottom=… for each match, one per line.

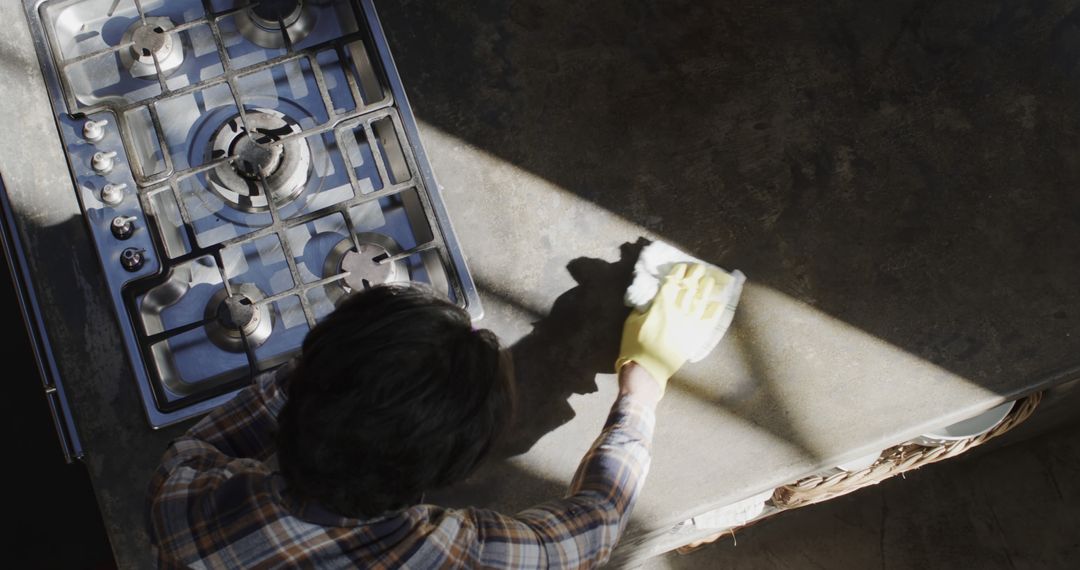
left=120, top=17, right=184, bottom=79
left=233, top=136, right=284, bottom=180
left=237, top=0, right=316, bottom=48
left=323, top=233, right=409, bottom=300
left=216, top=295, right=257, bottom=330
left=206, top=109, right=311, bottom=213
left=204, top=284, right=274, bottom=352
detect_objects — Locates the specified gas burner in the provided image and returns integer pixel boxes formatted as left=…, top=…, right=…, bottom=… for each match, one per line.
left=322, top=232, right=408, bottom=300
left=236, top=0, right=317, bottom=49
left=206, top=108, right=311, bottom=213
left=204, top=283, right=274, bottom=352
left=119, top=17, right=184, bottom=79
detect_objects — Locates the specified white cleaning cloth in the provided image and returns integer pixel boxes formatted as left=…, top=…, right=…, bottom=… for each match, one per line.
left=624, top=241, right=746, bottom=362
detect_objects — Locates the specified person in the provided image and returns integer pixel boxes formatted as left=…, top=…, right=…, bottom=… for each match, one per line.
left=147, top=263, right=724, bottom=568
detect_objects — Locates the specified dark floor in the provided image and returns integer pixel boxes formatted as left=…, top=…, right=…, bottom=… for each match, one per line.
left=1, top=249, right=115, bottom=569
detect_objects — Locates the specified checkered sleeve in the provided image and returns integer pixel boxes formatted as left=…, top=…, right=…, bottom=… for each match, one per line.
left=463, top=395, right=656, bottom=568
left=187, top=364, right=290, bottom=460
left=149, top=364, right=289, bottom=486
left=146, top=365, right=290, bottom=561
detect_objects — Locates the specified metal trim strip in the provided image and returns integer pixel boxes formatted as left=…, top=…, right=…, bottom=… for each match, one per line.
left=0, top=175, right=84, bottom=462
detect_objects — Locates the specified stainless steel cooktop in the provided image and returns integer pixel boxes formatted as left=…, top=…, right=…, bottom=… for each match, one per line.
left=23, top=0, right=481, bottom=428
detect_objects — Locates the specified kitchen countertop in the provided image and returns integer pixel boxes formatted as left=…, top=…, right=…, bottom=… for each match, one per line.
left=3, top=0, right=1080, bottom=567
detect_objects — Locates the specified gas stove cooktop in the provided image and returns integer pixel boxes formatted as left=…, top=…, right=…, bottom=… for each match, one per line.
left=23, top=0, right=481, bottom=427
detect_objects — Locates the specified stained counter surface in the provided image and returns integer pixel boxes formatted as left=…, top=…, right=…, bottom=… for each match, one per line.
left=2, top=0, right=1080, bottom=568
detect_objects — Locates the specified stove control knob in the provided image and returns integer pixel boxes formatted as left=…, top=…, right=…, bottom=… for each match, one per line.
left=83, top=119, right=108, bottom=143
left=111, top=215, right=137, bottom=240
left=91, top=151, right=117, bottom=175
left=120, top=248, right=145, bottom=272
left=100, top=183, right=127, bottom=206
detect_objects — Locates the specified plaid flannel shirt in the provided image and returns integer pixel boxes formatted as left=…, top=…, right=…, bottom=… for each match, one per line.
left=147, top=364, right=656, bottom=569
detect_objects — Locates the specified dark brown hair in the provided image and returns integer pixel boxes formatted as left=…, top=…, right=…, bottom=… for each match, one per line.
left=276, top=284, right=514, bottom=517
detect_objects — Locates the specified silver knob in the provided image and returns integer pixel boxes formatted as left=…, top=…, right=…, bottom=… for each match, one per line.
left=100, top=182, right=127, bottom=206
left=83, top=119, right=108, bottom=143
left=91, top=151, right=117, bottom=175
left=111, top=215, right=137, bottom=240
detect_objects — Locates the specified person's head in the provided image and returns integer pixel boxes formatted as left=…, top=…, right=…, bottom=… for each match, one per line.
left=276, top=284, right=514, bottom=518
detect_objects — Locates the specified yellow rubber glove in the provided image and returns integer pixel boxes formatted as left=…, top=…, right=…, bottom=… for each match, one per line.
left=616, top=263, right=723, bottom=394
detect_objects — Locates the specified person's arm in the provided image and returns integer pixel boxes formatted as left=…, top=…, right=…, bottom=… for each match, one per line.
left=156, top=363, right=290, bottom=469
left=146, top=364, right=291, bottom=550
left=460, top=263, right=723, bottom=568
left=461, top=363, right=657, bottom=569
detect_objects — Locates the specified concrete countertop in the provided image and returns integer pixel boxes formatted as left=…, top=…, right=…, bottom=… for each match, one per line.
left=3, top=0, right=1079, bottom=568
